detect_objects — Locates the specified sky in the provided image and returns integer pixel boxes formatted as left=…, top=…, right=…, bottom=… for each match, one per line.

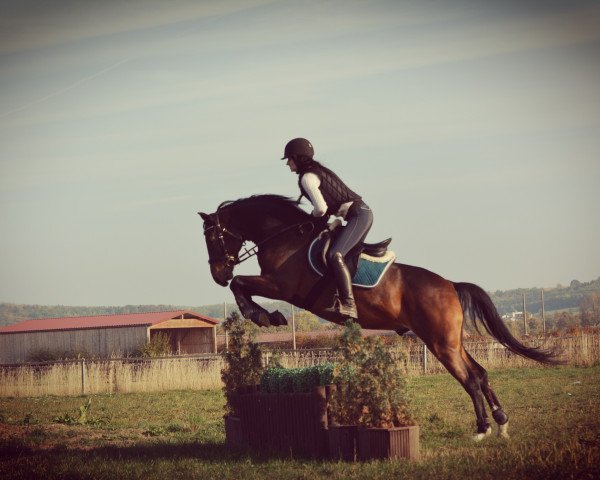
left=0, top=0, right=599, bottom=307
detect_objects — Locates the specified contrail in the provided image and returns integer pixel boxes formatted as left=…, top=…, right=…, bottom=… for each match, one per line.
left=0, top=57, right=130, bottom=119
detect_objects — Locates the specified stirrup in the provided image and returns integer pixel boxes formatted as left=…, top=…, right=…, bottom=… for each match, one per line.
left=337, top=303, right=358, bottom=319
left=323, top=295, right=342, bottom=313
left=324, top=295, right=357, bottom=319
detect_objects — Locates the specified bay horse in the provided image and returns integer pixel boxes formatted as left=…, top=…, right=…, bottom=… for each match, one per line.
left=199, top=194, right=560, bottom=439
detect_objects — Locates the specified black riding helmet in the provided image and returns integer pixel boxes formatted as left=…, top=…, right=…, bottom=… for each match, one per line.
left=281, top=138, right=314, bottom=160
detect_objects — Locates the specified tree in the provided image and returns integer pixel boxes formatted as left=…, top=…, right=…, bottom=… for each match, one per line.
left=293, top=311, right=330, bottom=332
left=554, top=311, right=578, bottom=332
left=526, top=316, right=543, bottom=335
left=580, top=293, right=600, bottom=327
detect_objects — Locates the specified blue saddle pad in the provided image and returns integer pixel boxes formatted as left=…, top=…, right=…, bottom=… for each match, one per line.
left=308, top=237, right=396, bottom=288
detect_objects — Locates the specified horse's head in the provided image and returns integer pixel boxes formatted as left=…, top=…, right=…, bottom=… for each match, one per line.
left=198, top=210, right=244, bottom=287
left=199, top=195, right=312, bottom=286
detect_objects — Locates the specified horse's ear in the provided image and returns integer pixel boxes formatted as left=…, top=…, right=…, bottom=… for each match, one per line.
left=198, top=212, right=210, bottom=221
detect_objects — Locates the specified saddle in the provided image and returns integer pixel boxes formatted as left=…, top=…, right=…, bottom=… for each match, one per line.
left=323, top=219, right=390, bottom=259
left=308, top=221, right=396, bottom=288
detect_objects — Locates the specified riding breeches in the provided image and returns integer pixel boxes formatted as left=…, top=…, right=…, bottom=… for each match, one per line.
left=326, top=200, right=373, bottom=263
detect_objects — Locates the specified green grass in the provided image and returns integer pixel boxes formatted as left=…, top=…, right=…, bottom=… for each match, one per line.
left=1, top=366, right=599, bottom=479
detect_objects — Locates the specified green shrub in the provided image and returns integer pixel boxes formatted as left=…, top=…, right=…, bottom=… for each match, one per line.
left=53, top=398, right=92, bottom=425
left=330, top=320, right=413, bottom=428
left=221, top=312, right=264, bottom=415
left=137, top=332, right=171, bottom=357
left=314, top=363, right=335, bottom=385
left=260, top=364, right=335, bottom=393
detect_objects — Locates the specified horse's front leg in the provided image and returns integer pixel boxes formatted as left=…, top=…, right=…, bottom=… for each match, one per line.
left=230, top=275, right=287, bottom=327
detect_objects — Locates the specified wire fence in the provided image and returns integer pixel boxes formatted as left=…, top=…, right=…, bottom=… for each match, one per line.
left=1, top=334, right=598, bottom=397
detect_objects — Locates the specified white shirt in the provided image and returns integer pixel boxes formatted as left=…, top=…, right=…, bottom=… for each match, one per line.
left=301, top=172, right=353, bottom=218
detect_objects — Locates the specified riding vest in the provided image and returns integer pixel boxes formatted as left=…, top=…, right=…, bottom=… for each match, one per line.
left=298, top=164, right=361, bottom=217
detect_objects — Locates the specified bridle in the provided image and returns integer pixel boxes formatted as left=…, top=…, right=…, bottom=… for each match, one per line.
left=203, top=212, right=245, bottom=268
left=202, top=210, right=315, bottom=268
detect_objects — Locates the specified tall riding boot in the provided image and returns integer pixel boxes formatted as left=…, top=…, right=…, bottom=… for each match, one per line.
left=324, top=252, right=358, bottom=319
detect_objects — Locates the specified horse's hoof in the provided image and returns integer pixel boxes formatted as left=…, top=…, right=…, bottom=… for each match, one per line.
left=251, top=311, right=270, bottom=327
left=492, top=408, right=509, bottom=425
left=269, top=311, right=288, bottom=326
left=472, top=426, right=492, bottom=442
left=498, top=422, right=509, bottom=439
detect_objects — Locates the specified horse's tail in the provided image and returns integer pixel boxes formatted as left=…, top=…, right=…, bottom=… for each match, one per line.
left=453, top=282, right=562, bottom=365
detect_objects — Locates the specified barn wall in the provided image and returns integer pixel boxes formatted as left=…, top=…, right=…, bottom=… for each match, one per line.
left=0, top=327, right=149, bottom=364
left=181, top=328, right=214, bottom=354
left=151, top=328, right=215, bottom=354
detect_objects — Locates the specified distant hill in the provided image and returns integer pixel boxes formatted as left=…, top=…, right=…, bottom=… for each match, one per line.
left=1, top=277, right=598, bottom=328
left=489, top=277, right=600, bottom=315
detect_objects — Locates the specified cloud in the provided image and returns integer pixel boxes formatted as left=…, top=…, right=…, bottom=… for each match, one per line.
left=2, top=1, right=599, bottom=133
left=0, top=58, right=131, bottom=118
left=0, top=0, right=278, bottom=54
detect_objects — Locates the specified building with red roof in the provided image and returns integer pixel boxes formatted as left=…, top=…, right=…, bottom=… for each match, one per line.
left=0, top=310, right=219, bottom=364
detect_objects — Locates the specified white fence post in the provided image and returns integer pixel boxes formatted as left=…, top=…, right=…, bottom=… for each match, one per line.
left=81, top=359, right=86, bottom=395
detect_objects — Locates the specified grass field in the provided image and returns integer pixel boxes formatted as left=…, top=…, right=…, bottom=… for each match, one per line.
left=1, top=365, right=599, bottom=479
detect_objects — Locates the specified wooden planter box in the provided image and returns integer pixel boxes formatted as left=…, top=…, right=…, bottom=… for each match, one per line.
left=224, top=415, right=245, bottom=448
left=328, top=425, right=358, bottom=461
left=226, top=384, right=419, bottom=462
left=357, top=425, right=420, bottom=461
left=232, top=385, right=330, bottom=458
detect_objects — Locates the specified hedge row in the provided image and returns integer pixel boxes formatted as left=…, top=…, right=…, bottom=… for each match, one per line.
left=260, top=364, right=335, bottom=393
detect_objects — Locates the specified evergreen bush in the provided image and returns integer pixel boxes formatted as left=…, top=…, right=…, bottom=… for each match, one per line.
left=221, top=312, right=263, bottom=415
left=330, top=320, right=413, bottom=428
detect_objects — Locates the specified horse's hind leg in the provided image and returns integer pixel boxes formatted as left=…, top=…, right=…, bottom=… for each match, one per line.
left=427, top=343, right=491, bottom=440
left=464, top=351, right=509, bottom=438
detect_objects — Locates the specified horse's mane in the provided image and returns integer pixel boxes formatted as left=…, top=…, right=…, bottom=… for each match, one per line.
left=217, top=194, right=311, bottom=223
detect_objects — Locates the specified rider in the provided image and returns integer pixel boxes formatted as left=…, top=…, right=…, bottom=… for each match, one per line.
left=281, top=137, right=373, bottom=320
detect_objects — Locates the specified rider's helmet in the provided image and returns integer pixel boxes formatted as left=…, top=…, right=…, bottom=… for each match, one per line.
left=281, top=138, right=314, bottom=160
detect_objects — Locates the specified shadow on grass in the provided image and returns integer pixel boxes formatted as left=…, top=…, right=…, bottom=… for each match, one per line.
left=0, top=439, right=326, bottom=464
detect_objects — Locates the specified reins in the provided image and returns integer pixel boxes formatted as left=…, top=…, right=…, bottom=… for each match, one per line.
left=236, top=221, right=315, bottom=264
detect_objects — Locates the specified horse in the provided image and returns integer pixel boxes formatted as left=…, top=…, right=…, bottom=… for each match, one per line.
left=198, top=194, right=560, bottom=440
